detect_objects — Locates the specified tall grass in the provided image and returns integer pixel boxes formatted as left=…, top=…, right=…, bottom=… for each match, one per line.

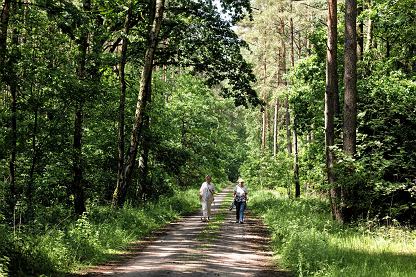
left=250, top=190, right=416, bottom=277
left=0, top=188, right=201, bottom=276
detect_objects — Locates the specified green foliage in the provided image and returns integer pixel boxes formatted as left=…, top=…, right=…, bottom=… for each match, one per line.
left=0, top=187, right=200, bottom=275
left=250, top=190, right=416, bottom=277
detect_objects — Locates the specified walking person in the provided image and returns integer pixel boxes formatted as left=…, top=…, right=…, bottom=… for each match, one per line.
left=234, top=178, right=248, bottom=224
left=199, top=175, right=215, bottom=222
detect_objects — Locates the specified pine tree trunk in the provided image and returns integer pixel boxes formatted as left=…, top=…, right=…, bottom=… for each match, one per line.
left=342, top=0, right=358, bottom=222
left=285, top=96, right=292, bottom=154
left=326, top=0, right=343, bottom=222
left=344, top=0, right=358, bottom=156
left=113, top=0, right=165, bottom=208
left=273, top=100, right=279, bottom=156
left=294, top=119, right=300, bottom=197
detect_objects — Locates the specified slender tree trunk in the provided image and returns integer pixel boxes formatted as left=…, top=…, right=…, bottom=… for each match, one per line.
left=285, top=96, right=292, bottom=154
left=279, top=18, right=291, bottom=155
left=357, top=3, right=364, bottom=59
left=137, top=73, right=152, bottom=202
left=326, top=0, right=342, bottom=222
left=289, top=3, right=300, bottom=196
left=73, top=102, right=85, bottom=215
left=290, top=3, right=295, bottom=68
left=273, top=100, right=279, bottom=157
left=113, top=3, right=132, bottom=208
left=365, top=0, right=373, bottom=52
left=72, top=0, right=90, bottom=215
left=261, top=54, right=267, bottom=152
left=113, top=0, right=165, bottom=208
left=0, top=0, right=11, bottom=74
left=262, top=108, right=267, bottom=152
left=294, top=118, right=300, bottom=197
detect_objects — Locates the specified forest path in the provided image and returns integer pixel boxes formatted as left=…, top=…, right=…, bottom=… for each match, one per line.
left=83, top=188, right=292, bottom=276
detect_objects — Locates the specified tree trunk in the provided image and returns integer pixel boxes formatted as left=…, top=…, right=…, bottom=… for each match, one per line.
left=365, top=0, right=373, bottom=52
left=261, top=55, right=267, bottom=152
left=0, top=0, right=11, bottom=74
left=294, top=118, right=300, bottom=197
left=136, top=69, right=152, bottom=203
left=344, top=0, right=358, bottom=156
left=290, top=5, right=295, bottom=68
left=73, top=102, right=86, bottom=215
left=342, top=0, right=358, bottom=222
left=285, top=96, right=292, bottom=154
left=113, top=3, right=132, bottom=208
left=72, top=0, right=90, bottom=216
left=113, top=0, right=165, bottom=208
left=357, top=5, right=364, bottom=60
left=273, top=100, right=279, bottom=157
left=326, top=0, right=343, bottom=222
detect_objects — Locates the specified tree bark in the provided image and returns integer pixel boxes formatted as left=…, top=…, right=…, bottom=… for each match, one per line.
left=113, top=0, right=165, bottom=208
left=344, top=0, right=358, bottom=156
left=113, top=3, right=132, bottom=208
left=342, top=0, right=358, bottom=223
left=285, top=96, right=292, bottom=154
left=326, top=0, right=342, bottom=222
left=136, top=74, right=152, bottom=202
left=273, top=100, right=279, bottom=157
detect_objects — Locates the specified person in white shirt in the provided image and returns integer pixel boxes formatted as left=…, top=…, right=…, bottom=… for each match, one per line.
left=233, top=178, right=248, bottom=224
left=199, top=175, right=215, bottom=222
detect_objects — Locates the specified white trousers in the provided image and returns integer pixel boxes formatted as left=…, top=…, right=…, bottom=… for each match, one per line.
left=201, top=200, right=213, bottom=218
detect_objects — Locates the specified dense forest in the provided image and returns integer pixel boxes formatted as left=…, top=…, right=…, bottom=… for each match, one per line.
left=0, top=0, right=415, bottom=275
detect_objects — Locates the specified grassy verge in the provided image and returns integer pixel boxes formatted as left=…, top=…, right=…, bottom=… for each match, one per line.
left=250, top=190, right=416, bottom=277
left=0, top=188, right=201, bottom=276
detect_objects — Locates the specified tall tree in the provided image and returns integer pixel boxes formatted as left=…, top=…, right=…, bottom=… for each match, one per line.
left=113, top=0, right=165, bottom=208
left=114, top=2, right=133, bottom=208
left=342, top=0, right=358, bottom=221
left=343, top=0, right=358, bottom=156
left=325, top=0, right=342, bottom=221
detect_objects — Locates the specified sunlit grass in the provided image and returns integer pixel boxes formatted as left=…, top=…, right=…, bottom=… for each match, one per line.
left=250, top=190, right=416, bottom=277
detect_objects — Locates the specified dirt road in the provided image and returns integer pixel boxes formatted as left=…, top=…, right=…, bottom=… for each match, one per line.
left=85, top=188, right=292, bottom=276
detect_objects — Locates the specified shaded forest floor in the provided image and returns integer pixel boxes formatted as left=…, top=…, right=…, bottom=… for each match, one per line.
left=77, top=188, right=292, bottom=276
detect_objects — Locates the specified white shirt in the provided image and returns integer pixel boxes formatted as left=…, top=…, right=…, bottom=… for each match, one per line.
left=200, top=182, right=215, bottom=202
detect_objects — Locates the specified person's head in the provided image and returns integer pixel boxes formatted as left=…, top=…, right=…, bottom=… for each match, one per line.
left=237, top=178, right=244, bottom=187
left=205, top=175, right=212, bottom=183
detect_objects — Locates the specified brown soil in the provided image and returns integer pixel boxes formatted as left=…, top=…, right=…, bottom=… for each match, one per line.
left=79, top=188, right=292, bottom=276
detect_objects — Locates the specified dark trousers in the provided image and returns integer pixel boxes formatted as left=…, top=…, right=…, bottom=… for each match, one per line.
left=235, top=201, right=246, bottom=222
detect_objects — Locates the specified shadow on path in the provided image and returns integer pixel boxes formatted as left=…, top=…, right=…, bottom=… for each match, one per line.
left=81, top=188, right=292, bottom=277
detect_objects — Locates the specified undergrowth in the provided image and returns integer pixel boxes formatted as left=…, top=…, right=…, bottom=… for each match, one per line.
left=250, top=190, right=416, bottom=277
left=0, top=188, right=200, bottom=276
